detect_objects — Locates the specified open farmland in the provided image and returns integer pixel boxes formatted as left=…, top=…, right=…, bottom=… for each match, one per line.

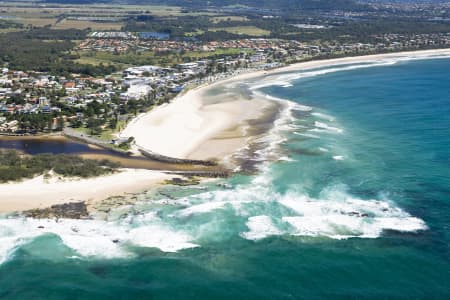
left=210, top=26, right=270, bottom=36
left=53, top=19, right=124, bottom=30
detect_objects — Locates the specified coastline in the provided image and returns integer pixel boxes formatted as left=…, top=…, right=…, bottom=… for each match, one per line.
left=1, top=48, right=450, bottom=214
left=215, top=48, right=450, bottom=83
left=120, top=48, right=450, bottom=162
left=0, top=169, right=175, bottom=213
left=119, top=80, right=283, bottom=163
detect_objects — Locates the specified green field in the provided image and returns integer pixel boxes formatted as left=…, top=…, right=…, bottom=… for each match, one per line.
left=78, top=48, right=246, bottom=68
left=0, top=2, right=219, bottom=31
left=53, top=19, right=124, bottom=31
left=210, top=16, right=249, bottom=23
left=210, top=26, right=270, bottom=36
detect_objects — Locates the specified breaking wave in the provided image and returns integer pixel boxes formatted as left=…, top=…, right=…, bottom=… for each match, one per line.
left=0, top=171, right=427, bottom=265
left=0, top=214, right=198, bottom=265
left=314, top=121, right=344, bottom=133
left=248, top=53, right=450, bottom=90
left=249, top=60, right=397, bottom=90
left=1, top=52, right=440, bottom=266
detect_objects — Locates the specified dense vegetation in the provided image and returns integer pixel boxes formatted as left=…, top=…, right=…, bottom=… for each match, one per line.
left=0, top=29, right=118, bottom=76
left=0, top=150, right=120, bottom=182
left=125, top=15, right=260, bottom=40
left=81, top=48, right=244, bottom=67
left=123, top=12, right=450, bottom=43
left=278, top=18, right=450, bottom=43
left=12, top=114, right=60, bottom=133
left=125, top=14, right=273, bottom=39
left=125, top=15, right=209, bottom=36
left=0, top=20, right=23, bottom=30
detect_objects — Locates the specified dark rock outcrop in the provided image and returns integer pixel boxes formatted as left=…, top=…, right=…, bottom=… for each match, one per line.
left=24, top=202, right=89, bottom=219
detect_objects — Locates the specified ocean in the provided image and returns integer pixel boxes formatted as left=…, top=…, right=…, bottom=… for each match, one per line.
left=0, top=56, right=449, bottom=299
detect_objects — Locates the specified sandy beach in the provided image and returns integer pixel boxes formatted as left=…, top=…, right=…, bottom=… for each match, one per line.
left=120, top=81, right=281, bottom=161
left=0, top=169, right=173, bottom=213
left=120, top=48, right=450, bottom=162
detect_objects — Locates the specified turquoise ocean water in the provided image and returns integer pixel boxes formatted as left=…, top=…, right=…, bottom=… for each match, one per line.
left=0, top=56, right=449, bottom=299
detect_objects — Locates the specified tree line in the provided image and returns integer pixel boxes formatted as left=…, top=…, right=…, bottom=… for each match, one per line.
left=0, top=150, right=120, bottom=182
left=0, top=29, right=118, bottom=76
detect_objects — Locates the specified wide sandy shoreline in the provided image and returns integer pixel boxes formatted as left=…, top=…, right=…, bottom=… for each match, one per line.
left=120, top=48, right=450, bottom=161
left=1, top=48, right=450, bottom=213
left=120, top=78, right=281, bottom=161
left=0, top=169, right=174, bottom=213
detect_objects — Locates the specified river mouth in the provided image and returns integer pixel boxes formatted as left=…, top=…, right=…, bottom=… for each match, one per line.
left=0, top=136, right=222, bottom=172
left=0, top=135, right=109, bottom=155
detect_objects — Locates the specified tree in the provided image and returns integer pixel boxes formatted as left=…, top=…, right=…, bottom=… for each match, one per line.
left=71, top=119, right=82, bottom=128
left=56, top=117, right=65, bottom=131
left=109, top=113, right=118, bottom=130
left=86, top=117, right=102, bottom=135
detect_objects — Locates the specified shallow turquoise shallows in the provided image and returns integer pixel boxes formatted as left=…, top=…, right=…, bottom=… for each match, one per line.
left=1, top=57, right=449, bottom=299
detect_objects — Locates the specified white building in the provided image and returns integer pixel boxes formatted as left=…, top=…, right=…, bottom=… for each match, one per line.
left=123, top=65, right=161, bottom=77
left=177, top=62, right=198, bottom=70
left=120, top=84, right=152, bottom=101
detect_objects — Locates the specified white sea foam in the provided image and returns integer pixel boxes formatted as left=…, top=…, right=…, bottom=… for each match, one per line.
left=294, top=132, right=321, bottom=139
left=238, top=92, right=300, bottom=166
left=251, top=53, right=450, bottom=92
left=260, top=93, right=297, bottom=124
left=254, top=91, right=312, bottom=112
left=308, top=128, right=327, bottom=133
left=0, top=218, right=128, bottom=262
left=333, top=155, right=345, bottom=161
left=247, top=53, right=450, bottom=100
left=0, top=236, right=29, bottom=265
left=276, top=188, right=427, bottom=239
left=177, top=201, right=229, bottom=217
left=241, top=216, right=283, bottom=240
left=173, top=176, right=427, bottom=242
left=0, top=177, right=428, bottom=264
left=311, top=112, right=335, bottom=122
left=278, top=156, right=294, bottom=162
left=0, top=216, right=198, bottom=264
left=314, top=121, right=343, bottom=133
left=283, top=215, right=426, bottom=239
left=249, top=60, right=399, bottom=90
left=281, top=83, right=293, bottom=88
left=290, top=124, right=307, bottom=129
left=128, top=226, right=198, bottom=252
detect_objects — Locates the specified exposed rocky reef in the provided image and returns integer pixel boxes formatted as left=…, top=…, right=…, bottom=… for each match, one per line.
left=24, top=202, right=89, bottom=219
